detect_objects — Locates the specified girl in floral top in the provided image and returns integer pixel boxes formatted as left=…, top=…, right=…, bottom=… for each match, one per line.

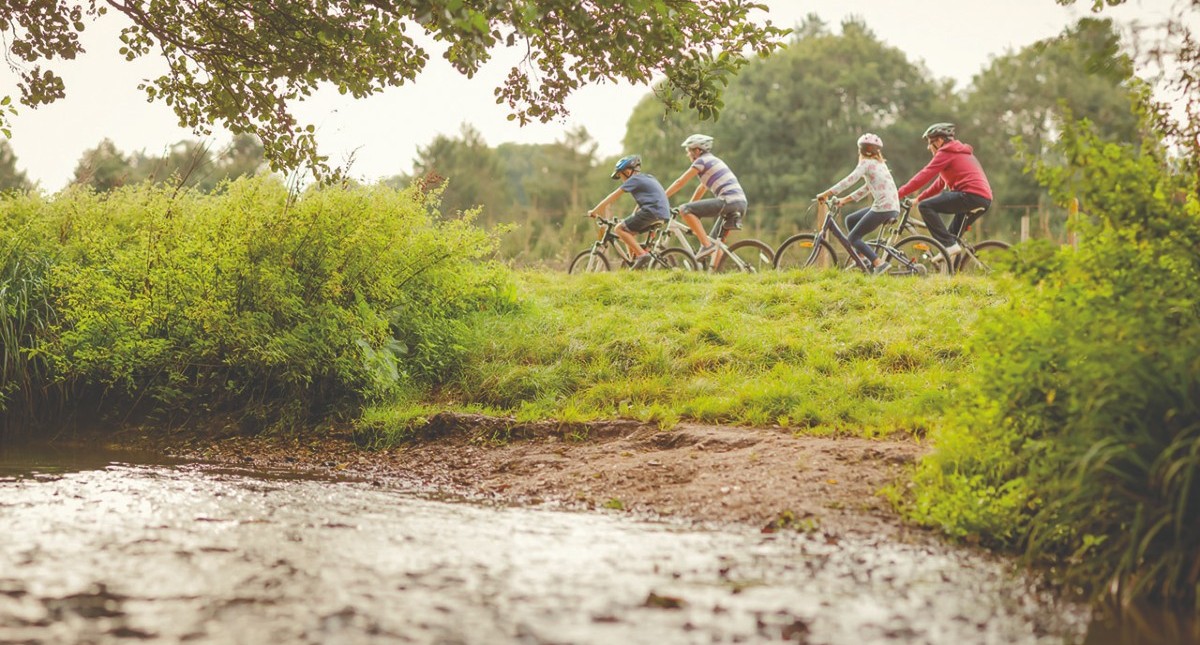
left=816, top=133, right=900, bottom=274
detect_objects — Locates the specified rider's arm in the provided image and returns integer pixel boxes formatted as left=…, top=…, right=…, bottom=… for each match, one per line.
left=688, top=183, right=707, bottom=202
left=819, top=160, right=867, bottom=199
left=588, top=186, right=625, bottom=217
left=918, top=177, right=946, bottom=202
left=664, top=167, right=700, bottom=198
left=897, top=152, right=951, bottom=199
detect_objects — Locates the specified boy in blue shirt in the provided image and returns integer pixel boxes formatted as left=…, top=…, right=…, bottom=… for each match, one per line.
left=588, top=155, right=671, bottom=270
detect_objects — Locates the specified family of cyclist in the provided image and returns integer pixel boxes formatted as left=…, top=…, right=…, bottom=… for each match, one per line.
left=587, top=122, right=992, bottom=271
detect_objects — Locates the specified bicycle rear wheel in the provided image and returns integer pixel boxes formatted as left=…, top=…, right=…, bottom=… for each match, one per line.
left=653, top=247, right=698, bottom=270
left=955, top=240, right=1012, bottom=276
left=713, top=239, right=774, bottom=273
left=773, top=234, right=838, bottom=270
left=892, top=235, right=951, bottom=276
left=567, top=248, right=611, bottom=273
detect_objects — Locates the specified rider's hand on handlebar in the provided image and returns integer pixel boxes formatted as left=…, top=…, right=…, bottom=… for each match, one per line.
left=837, top=196, right=854, bottom=207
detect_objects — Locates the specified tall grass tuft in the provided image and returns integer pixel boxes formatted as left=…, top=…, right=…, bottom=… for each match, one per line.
left=0, top=239, right=56, bottom=425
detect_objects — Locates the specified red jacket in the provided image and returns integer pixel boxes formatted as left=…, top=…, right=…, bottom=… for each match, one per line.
left=897, top=140, right=993, bottom=201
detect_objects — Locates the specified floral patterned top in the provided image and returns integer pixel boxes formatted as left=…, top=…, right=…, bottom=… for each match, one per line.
left=824, top=158, right=900, bottom=212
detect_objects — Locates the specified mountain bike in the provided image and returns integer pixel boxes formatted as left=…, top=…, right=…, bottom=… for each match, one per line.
left=567, top=212, right=697, bottom=273
left=662, top=208, right=774, bottom=273
left=840, top=199, right=953, bottom=276
left=772, top=200, right=950, bottom=276
left=890, top=200, right=1013, bottom=275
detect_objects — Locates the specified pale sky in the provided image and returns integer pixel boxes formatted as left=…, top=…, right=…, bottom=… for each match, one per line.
left=2, top=0, right=1183, bottom=191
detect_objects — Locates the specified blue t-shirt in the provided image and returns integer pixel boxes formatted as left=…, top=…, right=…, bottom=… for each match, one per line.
left=620, top=173, right=671, bottom=221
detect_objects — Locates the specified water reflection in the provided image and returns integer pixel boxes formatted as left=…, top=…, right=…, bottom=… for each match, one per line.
left=0, top=442, right=171, bottom=480
left=1084, top=601, right=1199, bottom=645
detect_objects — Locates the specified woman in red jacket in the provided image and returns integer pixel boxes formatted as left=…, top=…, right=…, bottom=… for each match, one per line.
left=896, top=123, right=993, bottom=258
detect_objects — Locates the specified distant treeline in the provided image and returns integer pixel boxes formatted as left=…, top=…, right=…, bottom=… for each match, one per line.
left=1, top=17, right=1142, bottom=264
left=393, top=17, right=1142, bottom=263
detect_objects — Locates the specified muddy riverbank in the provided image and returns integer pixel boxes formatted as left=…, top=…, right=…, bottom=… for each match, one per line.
left=114, top=412, right=928, bottom=540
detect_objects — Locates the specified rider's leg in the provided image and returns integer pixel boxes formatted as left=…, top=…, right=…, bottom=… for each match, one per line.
left=618, top=209, right=660, bottom=260
left=679, top=210, right=712, bottom=247
left=680, top=198, right=728, bottom=258
left=614, top=223, right=643, bottom=257
left=848, top=209, right=898, bottom=266
left=917, top=193, right=961, bottom=248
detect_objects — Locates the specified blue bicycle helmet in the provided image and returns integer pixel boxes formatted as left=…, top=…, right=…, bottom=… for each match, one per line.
left=610, top=154, right=641, bottom=179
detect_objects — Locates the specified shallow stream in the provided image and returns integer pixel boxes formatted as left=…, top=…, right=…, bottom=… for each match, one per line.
left=0, top=445, right=1191, bottom=644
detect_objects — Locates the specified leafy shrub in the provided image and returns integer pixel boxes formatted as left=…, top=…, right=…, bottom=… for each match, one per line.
left=900, top=116, right=1200, bottom=607
left=0, top=176, right=514, bottom=431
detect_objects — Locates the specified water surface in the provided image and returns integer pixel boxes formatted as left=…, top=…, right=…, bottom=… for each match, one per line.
left=0, top=445, right=1173, bottom=644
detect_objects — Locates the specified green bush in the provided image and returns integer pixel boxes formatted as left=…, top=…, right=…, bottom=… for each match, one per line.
left=0, top=176, right=515, bottom=431
left=899, top=117, right=1200, bottom=608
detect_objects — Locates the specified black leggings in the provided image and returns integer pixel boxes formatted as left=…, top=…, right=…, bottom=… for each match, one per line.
left=917, top=191, right=991, bottom=247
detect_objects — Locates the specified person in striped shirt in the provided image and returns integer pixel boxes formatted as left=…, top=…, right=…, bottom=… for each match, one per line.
left=664, top=134, right=748, bottom=260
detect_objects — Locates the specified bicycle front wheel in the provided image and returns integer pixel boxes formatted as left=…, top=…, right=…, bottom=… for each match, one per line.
left=955, top=240, right=1012, bottom=276
left=567, top=248, right=611, bottom=273
left=773, top=234, right=838, bottom=271
left=713, top=239, right=774, bottom=273
left=892, top=235, right=951, bottom=276
left=653, top=247, right=698, bottom=271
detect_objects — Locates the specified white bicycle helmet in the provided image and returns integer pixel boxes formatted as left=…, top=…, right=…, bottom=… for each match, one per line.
left=681, top=134, right=714, bottom=152
left=856, top=133, right=883, bottom=149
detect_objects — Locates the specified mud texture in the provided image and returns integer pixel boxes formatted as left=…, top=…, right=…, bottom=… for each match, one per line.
left=132, top=412, right=928, bottom=539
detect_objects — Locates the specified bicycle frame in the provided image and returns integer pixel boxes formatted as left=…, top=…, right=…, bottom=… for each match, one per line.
left=663, top=210, right=754, bottom=272
left=886, top=199, right=1004, bottom=273
left=811, top=201, right=874, bottom=271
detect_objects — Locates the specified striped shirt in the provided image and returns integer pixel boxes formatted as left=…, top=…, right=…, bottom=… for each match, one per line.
left=825, top=158, right=900, bottom=212
left=691, top=153, right=746, bottom=203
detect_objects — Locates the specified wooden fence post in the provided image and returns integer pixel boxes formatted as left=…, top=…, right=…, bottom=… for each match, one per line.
left=1067, top=198, right=1080, bottom=248
left=1020, top=214, right=1030, bottom=242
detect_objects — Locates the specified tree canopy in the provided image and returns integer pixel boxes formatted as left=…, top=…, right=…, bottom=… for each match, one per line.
left=1, top=1, right=788, bottom=175
left=961, top=17, right=1141, bottom=208
left=1060, top=0, right=1200, bottom=181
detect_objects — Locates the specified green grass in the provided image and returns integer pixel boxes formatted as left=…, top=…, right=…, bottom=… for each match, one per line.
left=363, top=268, right=1003, bottom=443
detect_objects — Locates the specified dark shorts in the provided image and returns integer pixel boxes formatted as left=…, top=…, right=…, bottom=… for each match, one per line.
left=621, top=208, right=666, bottom=234
left=680, top=198, right=747, bottom=230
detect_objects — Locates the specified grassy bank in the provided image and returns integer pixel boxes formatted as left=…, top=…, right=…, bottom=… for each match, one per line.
left=363, top=269, right=1003, bottom=442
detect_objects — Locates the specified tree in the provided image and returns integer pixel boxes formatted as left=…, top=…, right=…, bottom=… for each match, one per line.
left=131, top=134, right=267, bottom=192
left=73, top=138, right=135, bottom=191
left=498, top=126, right=597, bottom=220
left=961, top=18, right=1141, bottom=212
left=0, top=141, right=30, bottom=192
left=71, top=134, right=267, bottom=192
left=1060, top=0, right=1200, bottom=184
left=1, top=1, right=788, bottom=175
left=411, top=124, right=512, bottom=221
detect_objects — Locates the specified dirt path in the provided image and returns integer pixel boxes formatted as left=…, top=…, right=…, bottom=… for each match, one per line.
left=129, top=412, right=931, bottom=539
